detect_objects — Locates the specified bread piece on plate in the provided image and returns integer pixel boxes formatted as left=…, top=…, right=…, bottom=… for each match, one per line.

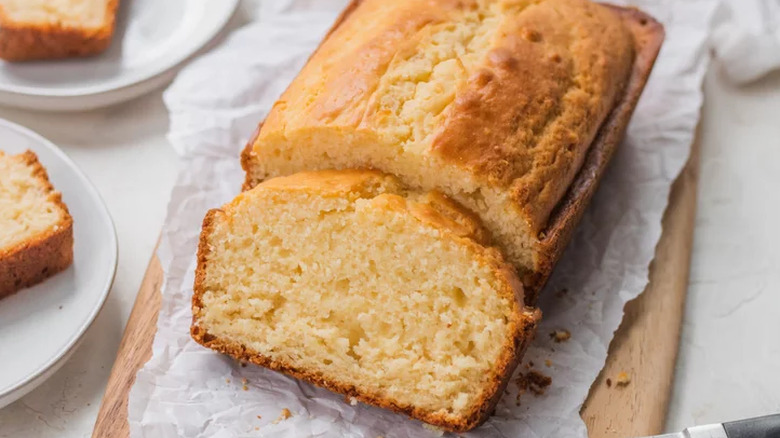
left=0, top=0, right=119, bottom=61
left=241, top=0, right=665, bottom=303
left=0, top=150, right=73, bottom=299
left=192, top=169, right=540, bottom=432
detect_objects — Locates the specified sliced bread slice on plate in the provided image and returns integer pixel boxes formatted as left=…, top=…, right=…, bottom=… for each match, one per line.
left=0, top=0, right=119, bottom=61
left=0, top=149, right=73, bottom=298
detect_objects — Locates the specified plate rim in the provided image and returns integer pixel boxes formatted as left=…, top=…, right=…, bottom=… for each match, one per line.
left=0, top=0, right=239, bottom=98
left=0, top=118, right=119, bottom=401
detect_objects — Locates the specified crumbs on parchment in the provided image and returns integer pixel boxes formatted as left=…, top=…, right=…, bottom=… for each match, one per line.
left=549, top=329, right=571, bottom=343
left=544, top=359, right=552, bottom=367
left=515, top=370, right=552, bottom=405
left=273, top=408, right=292, bottom=424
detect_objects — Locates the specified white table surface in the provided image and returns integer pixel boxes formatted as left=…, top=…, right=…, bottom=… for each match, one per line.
left=0, top=16, right=779, bottom=438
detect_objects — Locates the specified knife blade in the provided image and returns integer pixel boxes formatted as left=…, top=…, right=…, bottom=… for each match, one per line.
left=643, top=414, right=780, bottom=438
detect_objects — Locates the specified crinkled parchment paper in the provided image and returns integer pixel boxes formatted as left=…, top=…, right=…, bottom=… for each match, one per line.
left=128, top=1, right=717, bottom=436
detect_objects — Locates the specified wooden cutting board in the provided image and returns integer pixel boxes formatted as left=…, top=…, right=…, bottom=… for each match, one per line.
left=92, top=138, right=700, bottom=438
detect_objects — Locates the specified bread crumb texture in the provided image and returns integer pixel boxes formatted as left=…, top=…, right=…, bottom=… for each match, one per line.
left=0, top=150, right=73, bottom=297
left=0, top=151, right=67, bottom=250
left=192, top=170, right=539, bottom=431
left=244, top=0, right=635, bottom=276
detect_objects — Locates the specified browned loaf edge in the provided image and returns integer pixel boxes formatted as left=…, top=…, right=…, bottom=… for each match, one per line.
left=0, top=151, right=74, bottom=298
left=0, top=0, right=119, bottom=61
left=240, top=2, right=665, bottom=305
left=191, top=207, right=540, bottom=432
left=527, top=6, right=665, bottom=298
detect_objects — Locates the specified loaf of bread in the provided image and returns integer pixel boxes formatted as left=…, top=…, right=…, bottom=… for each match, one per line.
left=242, top=0, right=664, bottom=303
left=0, top=150, right=73, bottom=299
left=0, top=0, right=119, bottom=61
left=196, top=0, right=664, bottom=430
left=192, top=170, right=540, bottom=431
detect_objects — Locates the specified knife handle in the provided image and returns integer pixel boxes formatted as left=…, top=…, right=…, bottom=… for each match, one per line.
left=723, top=414, right=780, bottom=438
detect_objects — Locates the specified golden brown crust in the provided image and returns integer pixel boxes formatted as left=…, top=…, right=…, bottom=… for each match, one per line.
left=192, top=171, right=541, bottom=432
left=240, top=126, right=261, bottom=192
left=524, top=6, right=665, bottom=300
left=0, top=0, right=119, bottom=62
left=0, top=151, right=74, bottom=298
left=429, top=0, right=635, bottom=233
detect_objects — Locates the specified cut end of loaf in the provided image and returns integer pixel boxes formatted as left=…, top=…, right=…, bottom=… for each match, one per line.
left=192, top=170, right=539, bottom=431
left=0, top=149, right=73, bottom=297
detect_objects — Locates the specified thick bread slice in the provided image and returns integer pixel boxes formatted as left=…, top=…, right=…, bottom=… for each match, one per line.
left=192, top=169, right=540, bottom=432
left=0, top=0, right=119, bottom=61
left=0, top=150, right=73, bottom=298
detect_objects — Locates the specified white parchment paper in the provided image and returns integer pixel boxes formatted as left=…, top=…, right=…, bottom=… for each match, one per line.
left=713, top=0, right=780, bottom=84
left=128, top=1, right=718, bottom=436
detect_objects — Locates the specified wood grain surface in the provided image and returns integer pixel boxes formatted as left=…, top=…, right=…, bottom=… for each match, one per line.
left=92, top=142, right=700, bottom=438
left=581, top=137, right=701, bottom=438
left=93, top=253, right=162, bottom=438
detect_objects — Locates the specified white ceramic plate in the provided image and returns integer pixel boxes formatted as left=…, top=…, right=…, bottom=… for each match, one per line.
left=0, top=119, right=117, bottom=408
left=0, top=0, right=239, bottom=111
